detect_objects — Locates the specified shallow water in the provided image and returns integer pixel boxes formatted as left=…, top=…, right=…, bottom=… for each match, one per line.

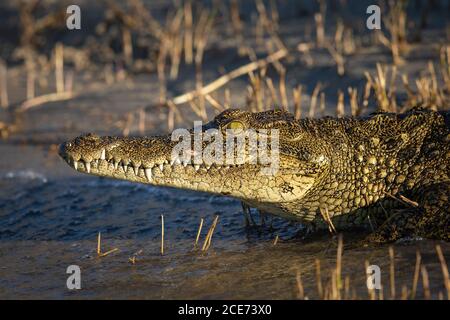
left=0, top=144, right=448, bottom=299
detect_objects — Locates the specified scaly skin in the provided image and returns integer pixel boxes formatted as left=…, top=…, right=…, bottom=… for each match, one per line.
left=59, top=108, right=450, bottom=242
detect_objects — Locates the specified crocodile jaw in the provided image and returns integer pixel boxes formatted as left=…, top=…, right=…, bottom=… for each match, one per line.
left=58, top=133, right=320, bottom=206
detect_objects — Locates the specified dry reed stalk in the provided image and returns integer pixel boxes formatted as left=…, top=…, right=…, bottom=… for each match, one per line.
left=330, top=269, right=339, bottom=300
left=343, top=29, right=356, bottom=55
left=293, top=85, right=302, bottom=119
left=184, top=1, right=193, bottom=64
left=308, top=82, right=322, bottom=118
left=365, top=63, right=398, bottom=112
left=295, top=267, right=305, bottom=299
left=421, top=265, right=431, bottom=299
left=167, top=107, right=174, bottom=132
left=273, top=235, right=279, bottom=245
left=55, top=43, right=64, bottom=94
left=323, top=284, right=330, bottom=300
left=362, top=81, right=371, bottom=111
left=377, top=0, right=408, bottom=65
left=314, top=13, right=325, bottom=48
left=18, top=91, right=73, bottom=112
left=161, top=214, right=164, bottom=255
left=97, top=231, right=101, bottom=255
left=172, top=48, right=287, bottom=105
left=279, top=69, right=288, bottom=110
left=435, top=245, right=450, bottom=299
left=265, top=77, right=279, bottom=107
left=248, top=71, right=263, bottom=111
left=122, top=112, right=134, bottom=137
left=440, top=46, right=450, bottom=91
left=26, top=54, right=35, bottom=100
left=246, top=86, right=256, bottom=112
left=255, top=11, right=264, bottom=46
left=297, top=42, right=314, bottom=66
left=319, top=207, right=336, bottom=234
left=379, top=285, right=384, bottom=300
left=325, top=42, right=345, bottom=76
left=96, top=231, right=119, bottom=257
left=99, top=248, right=119, bottom=257
left=319, top=92, right=325, bottom=116
left=224, top=89, right=231, bottom=109
left=166, top=100, right=183, bottom=129
left=230, top=0, right=256, bottom=60
left=269, top=0, right=279, bottom=31
left=344, top=275, right=350, bottom=300
left=336, top=90, right=345, bottom=117
left=389, top=246, right=396, bottom=299
left=194, top=10, right=215, bottom=119
left=65, top=70, right=74, bottom=93
left=169, top=35, right=183, bottom=79
left=194, top=218, right=204, bottom=248
left=384, top=192, right=419, bottom=208
left=411, top=250, right=421, bottom=299
left=129, top=0, right=163, bottom=40
left=188, top=97, right=207, bottom=121
left=138, top=108, right=145, bottom=135
left=315, top=259, right=323, bottom=299
left=401, top=285, right=409, bottom=300
left=255, top=0, right=285, bottom=51
left=398, top=195, right=419, bottom=207
left=0, top=60, right=8, bottom=108
left=122, top=27, right=133, bottom=66
left=157, top=37, right=168, bottom=104
left=202, top=215, right=219, bottom=252
left=334, top=19, right=344, bottom=54
left=104, top=64, right=114, bottom=85
left=348, top=87, right=359, bottom=116
left=205, top=94, right=225, bottom=112
left=336, top=234, right=343, bottom=293
left=169, top=9, right=184, bottom=80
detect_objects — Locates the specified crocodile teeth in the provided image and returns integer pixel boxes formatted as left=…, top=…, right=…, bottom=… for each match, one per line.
left=73, top=160, right=78, bottom=170
left=159, top=164, right=164, bottom=172
left=123, top=164, right=128, bottom=173
left=100, top=149, right=106, bottom=160
left=133, top=166, right=140, bottom=176
left=171, top=158, right=181, bottom=166
left=85, top=162, right=91, bottom=173
left=194, top=164, right=200, bottom=171
left=113, top=161, right=119, bottom=170
left=144, top=168, right=152, bottom=181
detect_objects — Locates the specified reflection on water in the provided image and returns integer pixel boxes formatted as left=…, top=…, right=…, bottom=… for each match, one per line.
left=0, top=149, right=448, bottom=299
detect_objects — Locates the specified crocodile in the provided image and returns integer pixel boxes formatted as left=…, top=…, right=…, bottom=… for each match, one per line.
left=58, top=108, right=450, bottom=242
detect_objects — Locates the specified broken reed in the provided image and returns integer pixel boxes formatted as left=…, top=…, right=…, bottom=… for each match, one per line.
left=194, top=218, right=204, bottom=248
left=389, top=246, right=396, bottom=299
left=0, top=60, right=8, bottom=108
left=55, top=43, right=64, bottom=94
left=201, top=215, right=219, bottom=252
left=436, top=245, right=450, bottom=298
left=96, top=231, right=119, bottom=257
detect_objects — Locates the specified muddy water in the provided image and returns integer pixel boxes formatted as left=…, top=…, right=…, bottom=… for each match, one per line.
left=0, top=144, right=448, bottom=299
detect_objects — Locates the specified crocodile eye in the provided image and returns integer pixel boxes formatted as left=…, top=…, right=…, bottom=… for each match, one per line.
left=225, top=120, right=245, bottom=133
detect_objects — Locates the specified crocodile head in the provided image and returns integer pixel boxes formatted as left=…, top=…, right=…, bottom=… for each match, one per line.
left=59, top=109, right=332, bottom=219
